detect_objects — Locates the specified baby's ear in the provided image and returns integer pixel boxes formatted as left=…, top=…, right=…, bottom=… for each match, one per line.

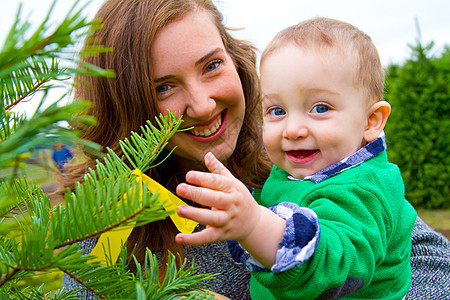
left=364, top=101, right=391, bottom=142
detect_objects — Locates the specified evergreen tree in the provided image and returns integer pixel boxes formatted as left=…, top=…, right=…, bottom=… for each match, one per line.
left=0, top=1, right=215, bottom=299
left=384, top=35, right=449, bottom=209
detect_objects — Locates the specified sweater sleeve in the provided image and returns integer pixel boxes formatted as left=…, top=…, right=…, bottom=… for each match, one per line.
left=406, top=216, right=450, bottom=299
left=227, top=203, right=320, bottom=273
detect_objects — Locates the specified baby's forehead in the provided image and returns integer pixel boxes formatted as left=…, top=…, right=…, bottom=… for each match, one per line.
left=292, top=41, right=356, bottom=59
left=263, top=42, right=360, bottom=78
left=261, top=44, right=374, bottom=104
left=263, top=40, right=357, bottom=63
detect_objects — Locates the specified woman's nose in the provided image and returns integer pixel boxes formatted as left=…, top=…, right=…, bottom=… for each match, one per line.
left=282, top=117, right=308, bottom=140
left=185, top=84, right=216, bottom=119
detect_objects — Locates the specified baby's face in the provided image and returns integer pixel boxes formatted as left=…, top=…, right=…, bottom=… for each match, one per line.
left=260, top=45, right=370, bottom=179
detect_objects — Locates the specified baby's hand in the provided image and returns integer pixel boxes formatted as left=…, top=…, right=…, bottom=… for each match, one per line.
left=176, top=152, right=286, bottom=268
left=175, top=152, right=262, bottom=245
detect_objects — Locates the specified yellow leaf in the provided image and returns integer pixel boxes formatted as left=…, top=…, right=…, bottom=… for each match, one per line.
left=89, top=169, right=198, bottom=266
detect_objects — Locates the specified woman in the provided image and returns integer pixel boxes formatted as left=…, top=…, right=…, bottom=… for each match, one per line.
left=62, top=0, right=271, bottom=298
left=61, top=0, right=449, bottom=299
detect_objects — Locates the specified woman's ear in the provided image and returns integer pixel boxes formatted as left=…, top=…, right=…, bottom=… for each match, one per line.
left=364, top=101, right=391, bottom=142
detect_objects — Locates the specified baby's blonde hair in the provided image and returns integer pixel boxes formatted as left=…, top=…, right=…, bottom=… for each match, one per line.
left=261, top=17, right=384, bottom=102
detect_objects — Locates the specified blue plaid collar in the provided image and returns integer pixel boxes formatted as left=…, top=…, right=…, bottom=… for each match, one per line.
left=288, top=131, right=387, bottom=183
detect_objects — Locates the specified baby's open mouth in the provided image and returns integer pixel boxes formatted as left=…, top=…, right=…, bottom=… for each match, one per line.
left=287, top=150, right=318, bottom=158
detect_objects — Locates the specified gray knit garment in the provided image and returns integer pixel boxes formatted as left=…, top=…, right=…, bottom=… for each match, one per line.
left=62, top=234, right=251, bottom=299
left=406, top=216, right=450, bottom=299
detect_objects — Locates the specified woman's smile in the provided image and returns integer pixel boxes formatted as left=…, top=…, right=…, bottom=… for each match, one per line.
left=187, top=110, right=225, bottom=140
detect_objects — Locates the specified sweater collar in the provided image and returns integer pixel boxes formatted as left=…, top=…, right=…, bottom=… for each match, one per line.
left=288, top=131, right=387, bottom=183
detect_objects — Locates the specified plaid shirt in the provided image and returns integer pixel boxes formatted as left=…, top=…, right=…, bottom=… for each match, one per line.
left=228, top=132, right=387, bottom=273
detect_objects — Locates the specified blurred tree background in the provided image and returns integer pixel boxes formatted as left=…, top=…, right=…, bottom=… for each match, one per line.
left=384, top=38, right=449, bottom=209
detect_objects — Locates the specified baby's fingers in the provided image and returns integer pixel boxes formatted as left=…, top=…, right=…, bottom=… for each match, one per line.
left=182, top=154, right=237, bottom=193
left=183, top=171, right=227, bottom=191
left=176, top=183, right=230, bottom=210
left=204, top=152, right=233, bottom=177
left=177, top=205, right=227, bottom=227
left=175, top=228, right=222, bottom=246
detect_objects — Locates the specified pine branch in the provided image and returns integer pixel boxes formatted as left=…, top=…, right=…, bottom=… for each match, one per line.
left=132, top=250, right=217, bottom=300
left=0, top=0, right=111, bottom=169
left=4, top=77, right=47, bottom=111
left=40, top=113, right=183, bottom=250
left=57, top=246, right=136, bottom=299
left=118, top=111, right=186, bottom=172
left=1, top=1, right=217, bottom=298
left=1, top=113, right=190, bottom=297
left=0, top=1, right=113, bottom=110
left=2, top=57, right=60, bottom=111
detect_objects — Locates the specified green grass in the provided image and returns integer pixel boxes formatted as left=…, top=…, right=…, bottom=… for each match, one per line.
left=417, top=209, right=450, bottom=230
left=0, top=149, right=56, bottom=184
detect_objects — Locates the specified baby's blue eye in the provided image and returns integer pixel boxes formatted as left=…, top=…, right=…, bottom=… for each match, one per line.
left=312, top=105, right=329, bottom=113
left=269, top=107, right=286, bottom=116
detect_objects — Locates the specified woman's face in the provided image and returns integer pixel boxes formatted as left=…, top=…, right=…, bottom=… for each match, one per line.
left=151, top=10, right=246, bottom=169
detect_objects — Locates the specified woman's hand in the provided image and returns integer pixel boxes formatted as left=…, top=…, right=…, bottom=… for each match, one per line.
left=175, top=152, right=285, bottom=268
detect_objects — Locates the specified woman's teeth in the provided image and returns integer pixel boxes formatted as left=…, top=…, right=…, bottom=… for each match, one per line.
left=192, top=117, right=222, bottom=137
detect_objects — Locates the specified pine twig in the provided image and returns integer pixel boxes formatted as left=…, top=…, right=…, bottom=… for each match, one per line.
left=4, top=78, right=47, bottom=110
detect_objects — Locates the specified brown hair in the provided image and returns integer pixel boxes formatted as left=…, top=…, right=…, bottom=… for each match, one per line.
left=261, top=17, right=384, bottom=102
left=63, top=0, right=271, bottom=274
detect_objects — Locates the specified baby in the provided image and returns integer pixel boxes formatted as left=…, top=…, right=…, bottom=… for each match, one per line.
left=176, top=17, right=416, bottom=299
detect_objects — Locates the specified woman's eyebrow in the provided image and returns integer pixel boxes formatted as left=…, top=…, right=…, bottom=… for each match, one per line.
left=154, top=74, right=174, bottom=84
left=154, top=48, right=224, bottom=83
left=195, top=48, right=223, bottom=66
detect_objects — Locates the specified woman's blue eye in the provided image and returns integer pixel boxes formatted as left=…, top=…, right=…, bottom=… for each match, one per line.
left=156, top=84, right=170, bottom=94
left=205, top=60, right=221, bottom=73
left=312, top=104, right=329, bottom=113
left=269, top=107, right=286, bottom=116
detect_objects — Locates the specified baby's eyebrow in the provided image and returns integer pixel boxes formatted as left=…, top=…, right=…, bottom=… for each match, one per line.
left=261, top=93, right=279, bottom=103
left=261, top=94, right=277, bottom=108
left=307, top=88, right=340, bottom=96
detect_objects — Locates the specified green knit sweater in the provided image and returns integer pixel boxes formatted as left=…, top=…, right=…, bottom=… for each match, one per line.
left=251, top=151, right=416, bottom=299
